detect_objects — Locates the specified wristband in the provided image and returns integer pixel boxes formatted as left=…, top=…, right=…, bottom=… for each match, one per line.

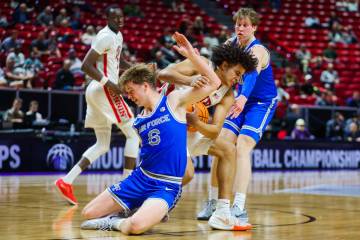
left=99, top=76, right=109, bottom=86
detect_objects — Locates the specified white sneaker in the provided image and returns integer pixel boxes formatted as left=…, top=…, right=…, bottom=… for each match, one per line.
left=81, top=216, right=122, bottom=231
left=197, top=199, right=217, bottom=220
left=231, top=205, right=249, bottom=222
left=208, top=209, right=252, bottom=231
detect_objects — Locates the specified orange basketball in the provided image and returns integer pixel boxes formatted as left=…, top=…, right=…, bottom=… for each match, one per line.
left=186, top=102, right=209, bottom=132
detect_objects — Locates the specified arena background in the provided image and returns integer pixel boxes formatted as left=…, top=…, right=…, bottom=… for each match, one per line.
left=0, top=0, right=359, bottom=173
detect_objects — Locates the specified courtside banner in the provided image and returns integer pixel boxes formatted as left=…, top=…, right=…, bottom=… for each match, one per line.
left=0, top=134, right=359, bottom=172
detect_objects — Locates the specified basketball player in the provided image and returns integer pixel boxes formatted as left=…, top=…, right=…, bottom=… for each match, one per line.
left=79, top=32, right=229, bottom=234
left=55, top=6, right=139, bottom=205
left=158, top=44, right=257, bottom=188
left=157, top=43, right=257, bottom=232
left=200, top=8, right=278, bottom=230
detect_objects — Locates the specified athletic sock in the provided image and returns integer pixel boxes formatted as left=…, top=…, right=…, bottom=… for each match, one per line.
left=208, top=186, right=218, bottom=201
left=233, top=192, right=246, bottom=211
left=62, top=165, right=82, bottom=184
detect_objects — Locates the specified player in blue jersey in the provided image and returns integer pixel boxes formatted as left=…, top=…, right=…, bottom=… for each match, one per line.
left=201, top=8, right=278, bottom=230
left=79, top=32, right=225, bottom=235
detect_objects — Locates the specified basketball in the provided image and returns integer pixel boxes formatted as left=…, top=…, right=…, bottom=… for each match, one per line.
left=186, top=102, right=209, bottom=132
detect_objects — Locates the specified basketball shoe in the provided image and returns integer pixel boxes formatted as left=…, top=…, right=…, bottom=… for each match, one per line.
left=81, top=216, right=124, bottom=231
left=231, top=205, right=249, bottom=223
left=208, top=209, right=252, bottom=231
left=55, top=178, right=78, bottom=205
left=197, top=199, right=217, bottom=220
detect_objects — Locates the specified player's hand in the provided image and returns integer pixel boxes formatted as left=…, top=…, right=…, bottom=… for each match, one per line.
left=190, top=75, right=210, bottom=88
left=105, top=81, right=122, bottom=95
left=146, top=62, right=157, bottom=73
left=228, top=95, right=247, bottom=119
left=172, top=32, right=196, bottom=58
left=186, top=107, right=200, bottom=127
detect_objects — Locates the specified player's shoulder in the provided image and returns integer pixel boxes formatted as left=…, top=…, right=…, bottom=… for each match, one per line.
left=224, top=36, right=237, bottom=45
left=95, top=27, right=114, bottom=39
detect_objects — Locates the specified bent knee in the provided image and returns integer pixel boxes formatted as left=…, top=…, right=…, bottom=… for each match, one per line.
left=81, top=207, right=93, bottom=219
left=81, top=206, right=101, bottom=220
left=128, top=217, right=148, bottom=235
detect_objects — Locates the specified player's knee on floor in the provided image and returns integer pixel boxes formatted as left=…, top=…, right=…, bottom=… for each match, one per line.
left=127, top=216, right=149, bottom=235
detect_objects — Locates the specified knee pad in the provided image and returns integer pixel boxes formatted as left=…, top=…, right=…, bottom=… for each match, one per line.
left=82, top=128, right=111, bottom=163
left=119, top=121, right=140, bottom=158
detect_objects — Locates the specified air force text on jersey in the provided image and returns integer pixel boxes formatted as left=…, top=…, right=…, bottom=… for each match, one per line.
left=138, top=114, right=171, bottom=134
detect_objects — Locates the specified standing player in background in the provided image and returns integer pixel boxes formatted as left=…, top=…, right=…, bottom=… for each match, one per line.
left=55, top=5, right=139, bottom=205
left=199, top=8, right=278, bottom=230
left=80, top=32, right=223, bottom=235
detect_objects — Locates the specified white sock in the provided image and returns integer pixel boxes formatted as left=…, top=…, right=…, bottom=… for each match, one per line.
left=233, top=192, right=246, bottom=211
left=208, top=186, right=218, bottom=201
left=62, top=165, right=82, bottom=184
left=216, top=199, right=231, bottom=215
left=112, top=218, right=126, bottom=231
left=122, top=169, right=133, bottom=178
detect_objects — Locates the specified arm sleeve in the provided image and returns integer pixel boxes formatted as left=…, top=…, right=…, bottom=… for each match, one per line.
left=239, top=70, right=259, bottom=99
left=91, top=33, right=113, bottom=54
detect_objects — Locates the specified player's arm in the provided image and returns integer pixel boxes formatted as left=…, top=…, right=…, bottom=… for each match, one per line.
left=170, top=32, right=221, bottom=107
left=81, top=34, right=122, bottom=94
left=119, top=52, right=132, bottom=71
left=81, top=49, right=103, bottom=81
left=188, top=90, right=234, bottom=139
left=229, top=45, right=268, bottom=118
left=158, top=59, right=209, bottom=87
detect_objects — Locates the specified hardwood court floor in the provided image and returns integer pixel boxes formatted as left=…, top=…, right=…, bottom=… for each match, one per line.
left=0, top=171, right=359, bottom=240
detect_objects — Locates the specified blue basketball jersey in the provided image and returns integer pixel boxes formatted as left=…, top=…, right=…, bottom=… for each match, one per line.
left=133, top=95, right=187, bottom=181
left=231, top=37, right=277, bottom=103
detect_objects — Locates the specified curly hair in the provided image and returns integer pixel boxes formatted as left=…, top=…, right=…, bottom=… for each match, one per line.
left=120, top=64, right=156, bottom=89
left=211, top=44, right=258, bottom=73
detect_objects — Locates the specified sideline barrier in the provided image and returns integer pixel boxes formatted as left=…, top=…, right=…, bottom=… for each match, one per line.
left=0, top=132, right=359, bottom=172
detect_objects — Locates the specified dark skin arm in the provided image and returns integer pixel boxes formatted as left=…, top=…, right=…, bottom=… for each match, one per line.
left=119, top=52, right=132, bottom=72
left=81, top=49, right=122, bottom=94
left=187, top=90, right=235, bottom=139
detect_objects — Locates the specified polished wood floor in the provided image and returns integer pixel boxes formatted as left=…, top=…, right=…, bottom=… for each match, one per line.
left=0, top=171, right=359, bottom=240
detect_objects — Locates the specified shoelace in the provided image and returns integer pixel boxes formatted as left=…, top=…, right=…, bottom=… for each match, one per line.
left=98, top=217, right=113, bottom=231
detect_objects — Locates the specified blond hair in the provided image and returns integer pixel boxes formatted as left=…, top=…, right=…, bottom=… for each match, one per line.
left=233, top=8, right=260, bottom=26
left=120, top=64, right=156, bottom=89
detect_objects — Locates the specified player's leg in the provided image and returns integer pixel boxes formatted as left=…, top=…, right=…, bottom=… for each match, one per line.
left=231, top=134, right=255, bottom=221
left=115, top=199, right=168, bottom=235
left=117, top=119, right=140, bottom=178
left=232, top=99, right=277, bottom=223
left=81, top=169, right=147, bottom=231
left=55, top=127, right=111, bottom=204
left=208, top=130, right=251, bottom=230
left=197, top=128, right=237, bottom=220
left=196, top=157, right=218, bottom=219
left=82, top=190, right=125, bottom=220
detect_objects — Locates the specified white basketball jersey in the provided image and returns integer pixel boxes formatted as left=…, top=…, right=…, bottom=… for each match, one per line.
left=200, top=85, right=229, bottom=107
left=91, top=26, right=123, bottom=84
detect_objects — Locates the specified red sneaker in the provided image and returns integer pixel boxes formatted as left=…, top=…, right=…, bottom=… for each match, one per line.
left=55, top=178, right=78, bottom=205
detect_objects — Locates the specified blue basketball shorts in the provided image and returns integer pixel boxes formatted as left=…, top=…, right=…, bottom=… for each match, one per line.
left=107, top=168, right=182, bottom=214
left=223, top=98, right=277, bottom=143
